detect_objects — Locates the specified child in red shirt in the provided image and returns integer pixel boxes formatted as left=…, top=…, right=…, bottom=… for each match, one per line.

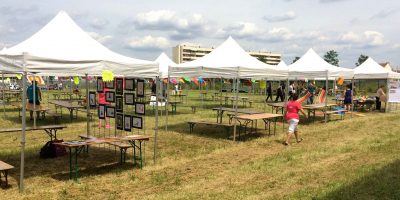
left=284, top=93, right=307, bottom=145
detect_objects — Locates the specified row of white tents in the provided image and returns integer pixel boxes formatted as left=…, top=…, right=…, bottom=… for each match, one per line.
left=0, top=10, right=399, bottom=192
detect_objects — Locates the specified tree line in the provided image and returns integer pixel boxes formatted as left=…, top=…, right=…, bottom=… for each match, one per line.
left=291, top=50, right=368, bottom=67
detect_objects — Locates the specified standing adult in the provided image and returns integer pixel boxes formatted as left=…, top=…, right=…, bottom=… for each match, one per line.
left=343, top=84, right=352, bottom=111
left=284, top=93, right=307, bottom=145
left=307, top=82, right=315, bottom=105
left=376, top=85, right=386, bottom=111
left=265, top=81, right=272, bottom=102
left=288, top=81, right=295, bottom=100
left=27, top=81, right=42, bottom=120
left=275, top=82, right=285, bottom=102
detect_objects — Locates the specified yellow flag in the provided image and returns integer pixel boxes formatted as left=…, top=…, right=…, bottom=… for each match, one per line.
left=260, top=80, right=266, bottom=89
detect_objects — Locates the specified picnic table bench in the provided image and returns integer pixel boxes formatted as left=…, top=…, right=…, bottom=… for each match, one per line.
left=324, top=109, right=348, bottom=121
left=0, top=160, right=14, bottom=187
left=57, top=135, right=150, bottom=181
left=49, top=100, right=85, bottom=121
left=10, top=102, right=51, bottom=120
left=234, top=113, right=283, bottom=137
left=168, top=100, right=181, bottom=114
left=0, top=125, right=67, bottom=141
left=212, top=107, right=263, bottom=124
left=79, top=134, right=132, bottom=163
left=187, top=121, right=233, bottom=134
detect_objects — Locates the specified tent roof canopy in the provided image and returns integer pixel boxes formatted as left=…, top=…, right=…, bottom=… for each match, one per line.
left=288, top=48, right=353, bottom=79
left=155, top=52, right=175, bottom=78
left=354, top=57, right=400, bottom=79
left=0, top=10, right=158, bottom=77
left=169, top=36, right=288, bottom=78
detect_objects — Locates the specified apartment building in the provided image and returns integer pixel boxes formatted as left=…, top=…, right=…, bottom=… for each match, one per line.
left=172, top=43, right=281, bottom=65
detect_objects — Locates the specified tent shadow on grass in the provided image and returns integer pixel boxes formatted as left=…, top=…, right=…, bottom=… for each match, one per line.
left=317, top=159, right=400, bottom=200
left=167, top=121, right=278, bottom=141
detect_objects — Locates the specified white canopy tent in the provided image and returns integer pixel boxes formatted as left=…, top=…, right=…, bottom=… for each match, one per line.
left=169, top=36, right=288, bottom=79
left=155, top=52, right=175, bottom=78
left=288, top=48, right=354, bottom=79
left=169, top=36, right=288, bottom=141
left=0, top=11, right=160, bottom=192
left=0, top=11, right=158, bottom=77
left=354, top=57, right=400, bottom=79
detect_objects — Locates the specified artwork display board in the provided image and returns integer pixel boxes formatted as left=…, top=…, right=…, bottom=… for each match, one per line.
left=105, top=91, right=115, bottom=103
left=105, top=80, right=114, bottom=89
left=98, top=104, right=105, bottom=119
left=125, top=78, right=135, bottom=91
left=116, top=113, right=123, bottom=130
left=116, top=78, right=124, bottom=95
left=125, top=93, right=135, bottom=105
left=97, top=77, right=103, bottom=92
left=132, top=116, right=143, bottom=129
left=106, top=106, right=115, bottom=118
left=89, top=91, right=96, bottom=108
left=136, top=79, right=145, bottom=97
left=135, top=102, right=145, bottom=115
left=124, top=115, right=131, bottom=131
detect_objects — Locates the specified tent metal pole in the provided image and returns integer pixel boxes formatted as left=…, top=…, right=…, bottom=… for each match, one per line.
left=69, top=76, right=72, bottom=101
left=85, top=74, right=90, bottom=137
left=324, top=71, right=329, bottom=123
left=385, top=79, right=390, bottom=113
left=20, top=69, right=27, bottom=192
left=351, top=78, right=355, bottom=117
left=154, top=76, right=159, bottom=164
left=166, top=75, right=170, bottom=131
left=285, top=78, right=289, bottom=104
left=219, top=77, right=222, bottom=107
left=233, top=72, right=239, bottom=142
left=33, top=74, right=36, bottom=128
left=2, top=72, right=5, bottom=117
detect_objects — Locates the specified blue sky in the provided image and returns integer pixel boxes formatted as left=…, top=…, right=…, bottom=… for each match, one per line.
left=0, top=0, right=399, bottom=68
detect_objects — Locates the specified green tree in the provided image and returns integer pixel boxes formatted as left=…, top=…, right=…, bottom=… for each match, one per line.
left=355, top=54, right=369, bottom=66
left=292, top=56, right=300, bottom=64
left=257, top=56, right=267, bottom=63
left=323, top=50, right=339, bottom=66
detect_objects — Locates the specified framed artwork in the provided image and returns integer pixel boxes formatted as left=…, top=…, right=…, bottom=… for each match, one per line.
left=105, top=91, right=115, bottom=103
left=97, top=77, right=103, bottom=92
left=116, top=113, right=123, bottom=130
left=105, top=80, right=114, bottom=89
left=125, top=78, right=135, bottom=91
left=125, top=93, right=135, bottom=105
left=89, top=91, right=96, bottom=108
left=136, top=79, right=145, bottom=98
left=132, top=116, right=143, bottom=129
left=116, top=96, right=123, bottom=112
left=106, top=106, right=115, bottom=118
left=124, top=115, right=132, bottom=131
left=98, top=104, right=105, bottom=119
left=116, top=78, right=124, bottom=95
left=135, top=102, right=145, bottom=115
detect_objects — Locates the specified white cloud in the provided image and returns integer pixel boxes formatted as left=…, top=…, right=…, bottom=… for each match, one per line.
left=217, top=22, right=263, bottom=39
left=125, top=10, right=210, bottom=40
left=87, top=32, right=113, bottom=44
left=263, top=11, right=296, bottom=22
left=127, top=35, right=170, bottom=50
left=393, top=44, right=400, bottom=49
left=90, top=17, right=109, bottom=29
left=0, top=24, right=15, bottom=34
left=339, top=31, right=385, bottom=47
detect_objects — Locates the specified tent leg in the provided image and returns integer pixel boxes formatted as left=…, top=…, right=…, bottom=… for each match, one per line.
left=233, top=75, right=239, bottom=141
left=85, top=74, right=90, bottom=136
left=154, top=76, right=159, bottom=164
left=20, top=71, right=27, bottom=192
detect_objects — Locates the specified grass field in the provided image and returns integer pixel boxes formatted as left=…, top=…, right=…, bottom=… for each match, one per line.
left=0, top=89, right=399, bottom=200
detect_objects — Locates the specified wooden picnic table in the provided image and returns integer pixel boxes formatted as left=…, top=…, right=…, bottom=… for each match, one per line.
left=54, top=135, right=150, bottom=181
left=49, top=100, right=85, bottom=121
left=267, top=102, right=286, bottom=114
left=170, top=94, right=187, bottom=103
left=212, top=107, right=263, bottom=124
left=0, top=125, right=67, bottom=141
left=10, top=102, right=51, bottom=120
left=303, top=103, right=337, bottom=121
left=224, top=96, right=250, bottom=106
left=235, top=113, right=283, bottom=137
left=168, top=100, right=182, bottom=114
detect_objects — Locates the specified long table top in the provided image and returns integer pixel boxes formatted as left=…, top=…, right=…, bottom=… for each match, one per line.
left=49, top=100, right=84, bottom=109
left=236, top=113, right=283, bottom=120
left=11, top=102, right=50, bottom=112
left=212, top=107, right=262, bottom=114
left=0, top=125, right=67, bottom=133
left=55, top=135, right=150, bottom=148
left=303, top=103, right=337, bottom=109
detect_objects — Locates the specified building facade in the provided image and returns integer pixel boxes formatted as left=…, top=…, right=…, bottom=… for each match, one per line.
left=172, top=43, right=281, bottom=65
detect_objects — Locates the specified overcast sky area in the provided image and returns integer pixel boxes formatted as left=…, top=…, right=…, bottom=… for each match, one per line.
left=0, top=0, right=399, bottom=68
